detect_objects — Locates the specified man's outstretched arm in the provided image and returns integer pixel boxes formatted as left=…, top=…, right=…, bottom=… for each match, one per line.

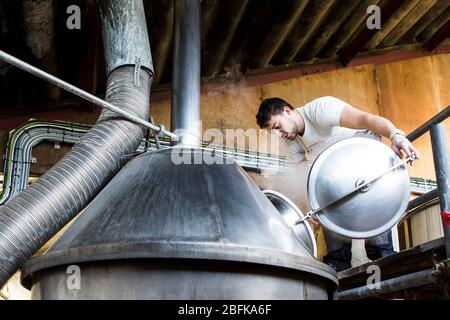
left=340, top=104, right=420, bottom=161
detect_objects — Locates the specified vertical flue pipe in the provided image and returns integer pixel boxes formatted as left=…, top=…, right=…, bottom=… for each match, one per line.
left=171, top=0, right=201, bottom=147
left=0, top=0, right=153, bottom=287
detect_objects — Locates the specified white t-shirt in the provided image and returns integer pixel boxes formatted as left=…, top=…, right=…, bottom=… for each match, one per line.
left=284, top=96, right=361, bottom=163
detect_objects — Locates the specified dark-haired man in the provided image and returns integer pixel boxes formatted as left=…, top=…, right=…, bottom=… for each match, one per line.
left=256, top=96, right=419, bottom=271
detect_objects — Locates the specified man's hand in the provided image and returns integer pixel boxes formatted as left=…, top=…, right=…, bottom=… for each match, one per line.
left=306, top=215, right=320, bottom=229
left=391, top=134, right=420, bottom=165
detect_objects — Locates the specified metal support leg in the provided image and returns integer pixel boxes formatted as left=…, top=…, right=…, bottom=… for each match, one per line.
left=430, top=123, right=450, bottom=258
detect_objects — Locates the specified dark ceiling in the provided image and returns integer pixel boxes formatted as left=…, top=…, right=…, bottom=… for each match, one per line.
left=0, top=0, right=449, bottom=113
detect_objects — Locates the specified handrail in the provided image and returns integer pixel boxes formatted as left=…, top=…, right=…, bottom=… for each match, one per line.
left=407, top=106, right=449, bottom=142
left=402, top=105, right=449, bottom=258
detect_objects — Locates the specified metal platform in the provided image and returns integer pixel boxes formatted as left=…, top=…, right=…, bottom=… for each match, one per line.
left=337, top=237, right=449, bottom=300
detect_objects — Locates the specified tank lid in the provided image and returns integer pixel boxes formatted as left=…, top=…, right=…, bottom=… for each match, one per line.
left=307, top=137, right=410, bottom=239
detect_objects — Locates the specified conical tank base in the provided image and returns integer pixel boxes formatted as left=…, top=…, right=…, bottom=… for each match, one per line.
left=22, top=149, right=337, bottom=299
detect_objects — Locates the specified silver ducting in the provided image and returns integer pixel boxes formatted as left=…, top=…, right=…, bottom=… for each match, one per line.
left=171, top=0, right=201, bottom=147
left=0, top=0, right=153, bottom=288
left=99, top=0, right=153, bottom=76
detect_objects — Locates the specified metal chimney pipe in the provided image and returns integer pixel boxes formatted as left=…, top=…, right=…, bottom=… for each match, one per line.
left=171, top=0, right=201, bottom=147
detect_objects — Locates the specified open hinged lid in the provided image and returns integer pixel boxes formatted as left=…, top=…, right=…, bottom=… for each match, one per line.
left=263, top=190, right=317, bottom=257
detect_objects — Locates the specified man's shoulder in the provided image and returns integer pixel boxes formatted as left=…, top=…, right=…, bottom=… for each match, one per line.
left=304, top=96, right=343, bottom=108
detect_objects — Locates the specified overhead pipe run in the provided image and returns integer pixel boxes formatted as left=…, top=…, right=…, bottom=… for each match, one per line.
left=0, top=120, right=289, bottom=206
left=171, top=0, right=201, bottom=147
left=0, top=0, right=154, bottom=288
left=0, top=121, right=88, bottom=205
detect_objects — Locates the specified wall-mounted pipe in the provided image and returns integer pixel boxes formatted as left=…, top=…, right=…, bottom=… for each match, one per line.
left=0, top=120, right=290, bottom=206
left=0, top=0, right=153, bottom=287
left=0, top=121, right=89, bottom=205
left=171, top=0, right=201, bottom=147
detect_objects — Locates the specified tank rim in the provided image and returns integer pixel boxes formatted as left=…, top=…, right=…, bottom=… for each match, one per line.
left=21, top=241, right=338, bottom=289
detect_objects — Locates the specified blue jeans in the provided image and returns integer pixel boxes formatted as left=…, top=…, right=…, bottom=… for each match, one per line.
left=322, top=229, right=394, bottom=272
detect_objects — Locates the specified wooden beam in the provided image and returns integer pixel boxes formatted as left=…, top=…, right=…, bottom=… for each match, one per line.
left=398, top=0, right=450, bottom=44
left=202, top=0, right=249, bottom=77
left=200, top=0, right=219, bottom=78
left=365, top=0, right=421, bottom=50
left=274, top=0, right=337, bottom=64
left=298, top=0, right=360, bottom=61
left=321, top=0, right=384, bottom=57
left=252, top=0, right=310, bottom=68
left=417, top=6, right=450, bottom=42
left=148, top=0, right=174, bottom=84
left=79, top=1, right=99, bottom=95
left=337, top=0, right=407, bottom=67
left=149, top=41, right=450, bottom=103
left=424, top=19, right=450, bottom=51
left=381, top=0, right=438, bottom=47
left=225, top=0, right=282, bottom=74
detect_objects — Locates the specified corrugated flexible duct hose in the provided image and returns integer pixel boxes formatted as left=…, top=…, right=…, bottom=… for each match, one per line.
left=0, top=0, right=153, bottom=287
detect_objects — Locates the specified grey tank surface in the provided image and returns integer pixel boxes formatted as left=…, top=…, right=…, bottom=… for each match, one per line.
left=21, top=148, right=337, bottom=299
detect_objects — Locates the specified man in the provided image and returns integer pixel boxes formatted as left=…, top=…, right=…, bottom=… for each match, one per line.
left=256, top=96, right=419, bottom=272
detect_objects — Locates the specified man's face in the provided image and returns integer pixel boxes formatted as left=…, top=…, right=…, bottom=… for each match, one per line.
left=266, top=107, right=298, bottom=140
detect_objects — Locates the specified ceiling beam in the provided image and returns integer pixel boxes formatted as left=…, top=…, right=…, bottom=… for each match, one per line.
left=381, top=0, right=438, bottom=47
left=337, top=0, right=407, bottom=67
left=398, top=0, right=450, bottom=44
left=201, top=0, right=220, bottom=65
left=251, top=0, right=310, bottom=68
left=274, top=0, right=337, bottom=64
left=150, top=41, right=450, bottom=103
left=424, top=19, right=450, bottom=51
left=79, top=1, right=99, bottom=96
left=202, top=0, right=249, bottom=77
left=365, top=0, right=421, bottom=50
left=148, top=0, right=174, bottom=84
left=417, top=7, right=450, bottom=42
left=298, top=0, right=360, bottom=61
left=320, top=0, right=384, bottom=58
left=224, top=0, right=282, bottom=75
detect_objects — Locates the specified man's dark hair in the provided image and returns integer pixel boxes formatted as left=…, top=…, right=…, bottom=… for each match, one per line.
left=256, top=97, right=294, bottom=128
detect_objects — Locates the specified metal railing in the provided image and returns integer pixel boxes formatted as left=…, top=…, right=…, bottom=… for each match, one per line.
left=404, top=106, right=450, bottom=259
left=338, top=106, right=450, bottom=300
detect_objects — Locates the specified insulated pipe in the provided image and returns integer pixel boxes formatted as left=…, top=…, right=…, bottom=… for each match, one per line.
left=0, top=0, right=153, bottom=287
left=171, top=0, right=201, bottom=147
